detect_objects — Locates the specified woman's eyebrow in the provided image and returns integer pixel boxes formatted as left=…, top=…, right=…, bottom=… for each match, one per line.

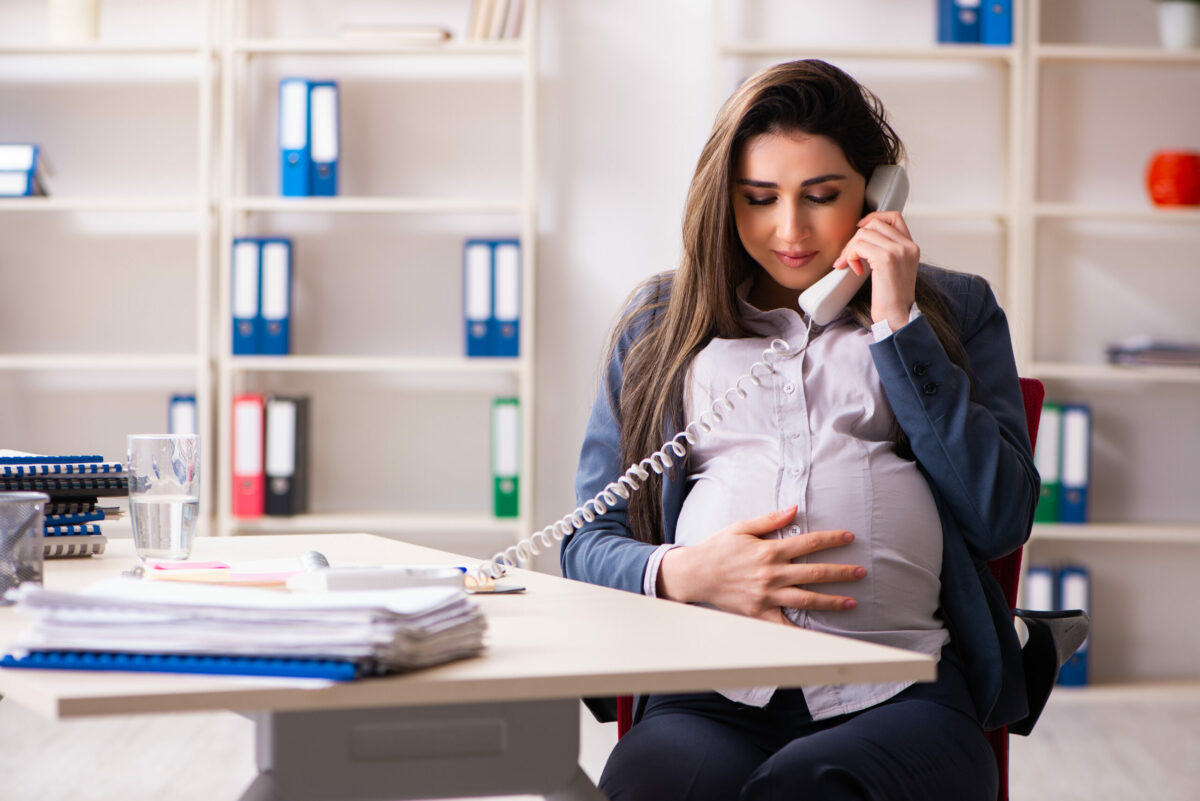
left=735, top=173, right=848, bottom=189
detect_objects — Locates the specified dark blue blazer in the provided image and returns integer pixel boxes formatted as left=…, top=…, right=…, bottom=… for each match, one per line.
left=562, top=264, right=1039, bottom=731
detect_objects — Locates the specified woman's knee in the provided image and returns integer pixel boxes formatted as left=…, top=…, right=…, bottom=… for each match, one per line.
left=599, top=714, right=765, bottom=801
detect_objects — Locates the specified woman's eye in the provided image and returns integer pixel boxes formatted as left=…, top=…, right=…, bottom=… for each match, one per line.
left=745, top=195, right=775, bottom=206
left=806, top=194, right=839, bottom=205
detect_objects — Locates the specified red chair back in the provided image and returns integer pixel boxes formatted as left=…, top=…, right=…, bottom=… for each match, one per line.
left=617, top=378, right=1047, bottom=801
left=985, top=377, right=1045, bottom=801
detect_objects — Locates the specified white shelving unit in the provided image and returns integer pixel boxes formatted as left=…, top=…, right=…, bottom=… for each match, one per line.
left=1017, top=0, right=1200, bottom=550
left=712, top=0, right=1200, bottom=684
left=0, top=0, right=217, bottom=515
left=214, top=0, right=540, bottom=547
left=0, top=0, right=539, bottom=561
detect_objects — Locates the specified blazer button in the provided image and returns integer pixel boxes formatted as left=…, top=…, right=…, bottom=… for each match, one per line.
left=912, top=361, right=928, bottom=376
left=922, top=382, right=938, bottom=396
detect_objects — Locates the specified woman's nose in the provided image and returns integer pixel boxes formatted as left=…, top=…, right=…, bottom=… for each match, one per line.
left=778, top=202, right=810, bottom=243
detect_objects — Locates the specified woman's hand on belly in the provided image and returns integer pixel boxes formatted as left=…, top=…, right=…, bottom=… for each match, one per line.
left=657, top=505, right=867, bottom=625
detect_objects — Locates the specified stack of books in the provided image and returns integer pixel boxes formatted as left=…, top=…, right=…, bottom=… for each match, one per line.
left=1106, top=337, right=1200, bottom=368
left=0, top=452, right=127, bottom=558
left=2, top=576, right=487, bottom=680
left=467, top=0, right=525, bottom=40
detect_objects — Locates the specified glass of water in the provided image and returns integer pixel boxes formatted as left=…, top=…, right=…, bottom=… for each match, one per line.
left=127, top=434, right=199, bottom=562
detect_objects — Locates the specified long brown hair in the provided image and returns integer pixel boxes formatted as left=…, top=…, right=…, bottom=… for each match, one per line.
left=609, top=60, right=972, bottom=545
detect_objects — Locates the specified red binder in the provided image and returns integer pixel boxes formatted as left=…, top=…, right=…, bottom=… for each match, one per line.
left=232, top=393, right=265, bottom=518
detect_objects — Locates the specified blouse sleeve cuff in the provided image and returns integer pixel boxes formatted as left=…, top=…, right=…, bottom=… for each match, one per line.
left=870, top=302, right=923, bottom=342
left=643, top=543, right=680, bottom=597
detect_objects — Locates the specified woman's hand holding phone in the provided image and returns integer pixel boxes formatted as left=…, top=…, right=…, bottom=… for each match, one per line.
left=832, top=210, right=920, bottom=333
left=656, top=505, right=866, bottom=625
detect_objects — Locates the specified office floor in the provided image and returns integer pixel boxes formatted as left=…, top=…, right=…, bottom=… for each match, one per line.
left=0, top=687, right=1196, bottom=800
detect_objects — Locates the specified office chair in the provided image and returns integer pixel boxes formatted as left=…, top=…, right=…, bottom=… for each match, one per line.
left=613, top=378, right=1089, bottom=801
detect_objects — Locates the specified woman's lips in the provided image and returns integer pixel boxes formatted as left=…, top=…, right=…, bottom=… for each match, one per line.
left=773, top=250, right=818, bottom=269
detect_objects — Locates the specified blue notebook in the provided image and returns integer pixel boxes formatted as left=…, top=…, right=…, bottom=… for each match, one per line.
left=44, top=524, right=102, bottom=537
left=0, top=651, right=364, bottom=681
left=0, top=454, right=105, bottom=465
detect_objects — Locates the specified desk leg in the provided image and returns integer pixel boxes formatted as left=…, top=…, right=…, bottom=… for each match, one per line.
left=239, top=699, right=606, bottom=801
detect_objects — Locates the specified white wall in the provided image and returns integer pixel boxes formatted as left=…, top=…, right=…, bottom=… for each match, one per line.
left=1, top=0, right=1197, bottom=683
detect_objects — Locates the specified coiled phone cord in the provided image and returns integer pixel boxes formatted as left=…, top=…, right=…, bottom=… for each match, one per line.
left=473, top=335, right=806, bottom=582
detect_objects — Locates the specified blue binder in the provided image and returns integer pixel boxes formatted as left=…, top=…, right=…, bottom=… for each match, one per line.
left=937, top=0, right=982, bottom=43
left=463, top=239, right=494, bottom=357
left=1056, top=566, right=1090, bottom=686
left=169, top=393, right=198, bottom=435
left=279, top=78, right=312, bottom=197
left=1059, top=404, right=1092, bottom=524
left=231, top=238, right=262, bottom=355
left=0, top=143, right=45, bottom=197
left=308, top=81, right=339, bottom=197
left=258, top=238, right=293, bottom=355
left=0, top=651, right=362, bottom=681
left=491, top=239, right=521, bottom=357
left=980, top=0, right=1013, bottom=45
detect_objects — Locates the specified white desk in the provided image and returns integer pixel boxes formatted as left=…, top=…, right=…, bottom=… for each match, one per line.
left=0, top=534, right=935, bottom=800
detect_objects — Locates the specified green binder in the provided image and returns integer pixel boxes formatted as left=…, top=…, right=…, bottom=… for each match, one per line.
left=1033, top=402, right=1062, bottom=523
left=491, top=398, right=520, bottom=518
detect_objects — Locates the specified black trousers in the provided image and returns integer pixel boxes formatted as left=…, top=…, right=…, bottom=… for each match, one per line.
left=599, top=644, right=998, bottom=801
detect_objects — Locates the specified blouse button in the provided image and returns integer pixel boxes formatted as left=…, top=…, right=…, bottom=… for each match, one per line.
left=787, top=525, right=801, bottom=536
left=783, top=382, right=796, bottom=395
left=922, top=382, right=938, bottom=396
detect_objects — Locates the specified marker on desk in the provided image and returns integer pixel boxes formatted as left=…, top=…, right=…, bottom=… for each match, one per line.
left=291, top=550, right=524, bottom=594
left=288, top=551, right=467, bottom=592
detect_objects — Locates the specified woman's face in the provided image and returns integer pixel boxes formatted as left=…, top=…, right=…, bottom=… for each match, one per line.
left=731, top=131, right=867, bottom=311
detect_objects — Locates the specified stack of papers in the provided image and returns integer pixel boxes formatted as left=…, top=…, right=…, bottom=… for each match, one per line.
left=3, top=577, right=486, bottom=677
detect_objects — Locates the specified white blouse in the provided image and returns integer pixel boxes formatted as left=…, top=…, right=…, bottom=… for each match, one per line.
left=652, top=290, right=949, bottom=720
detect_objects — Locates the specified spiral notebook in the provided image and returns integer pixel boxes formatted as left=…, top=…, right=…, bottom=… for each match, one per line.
left=0, top=450, right=127, bottom=496
left=0, top=476, right=128, bottom=497
left=42, top=535, right=106, bottom=559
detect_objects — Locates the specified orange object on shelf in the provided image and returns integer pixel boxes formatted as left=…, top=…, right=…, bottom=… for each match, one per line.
left=1146, top=150, right=1200, bottom=207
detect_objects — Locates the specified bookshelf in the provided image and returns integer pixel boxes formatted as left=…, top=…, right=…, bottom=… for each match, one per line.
left=1018, top=0, right=1200, bottom=552
left=0, top=0, right=216, bottom=519
left=0, top=0, right=540, bottom=561
left=216, top=0, right=539, bottom=547
left=712, top=0, right=1200, bottom=683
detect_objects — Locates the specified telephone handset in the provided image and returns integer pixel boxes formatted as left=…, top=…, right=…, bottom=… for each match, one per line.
left=473, top=166, right=909, bottom=581
left=796, top=164, right=909, bottom=326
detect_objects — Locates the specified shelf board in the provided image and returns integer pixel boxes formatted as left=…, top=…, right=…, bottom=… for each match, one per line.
left=1034, top=203, right=1200, bottom=223
left=905, top=203, right=1009, bottom=221
left=1041, top=678, right=1200, bottom=703
left=0, top=43, right=205, bottom=57
left=1030, top=523, right=1200, bottom=545
left=232, top=39, right=524, bottom=57
left=0, top=197, right=201, bottom=213
left=0, top=354, right=199, bottom=371
left=1027, top=361, right=1200, bottom=384
left=229, top=355, right=525, bottom=375
left=231, top=196, right=523, bottom=215
left=227, top=512, right=523, bottom=536
left=1036, top=44, right=1200, bottom=65
left=718, top=42, right=1015, bottom=63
